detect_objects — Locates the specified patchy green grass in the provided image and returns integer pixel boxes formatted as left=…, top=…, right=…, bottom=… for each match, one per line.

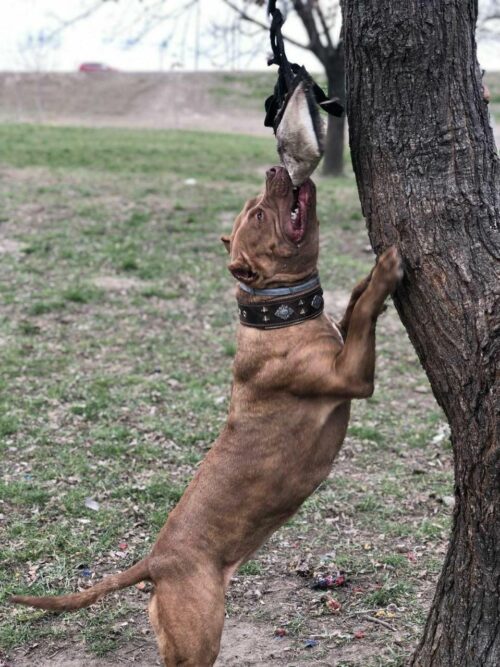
left=0, top=124, right=452, bottom=666
left=0, top=125, right=273, bottom=180
left=239, top=560, right=263, bottom=576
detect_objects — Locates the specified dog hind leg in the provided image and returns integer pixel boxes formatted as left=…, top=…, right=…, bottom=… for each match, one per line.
left=149, top=575, right=225, bottom=667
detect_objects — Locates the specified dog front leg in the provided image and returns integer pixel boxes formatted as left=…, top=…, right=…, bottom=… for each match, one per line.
left=338, top=270, right=373, bottom=338
left=332, top=247, right=402, bottom=398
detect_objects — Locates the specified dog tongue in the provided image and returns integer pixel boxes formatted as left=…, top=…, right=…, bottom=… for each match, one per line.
left=291, top=187, right=300, bottom=224
left=286, top=183, right=310, bottom=244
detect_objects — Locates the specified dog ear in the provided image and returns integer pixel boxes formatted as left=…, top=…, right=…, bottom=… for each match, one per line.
left=220, top=235, right=231, bottom=253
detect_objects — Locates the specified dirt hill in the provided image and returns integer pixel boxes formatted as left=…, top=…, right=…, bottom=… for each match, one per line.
left=0, top=71, right=498, bottom=144
left=0, top=72, right=272, bottom=135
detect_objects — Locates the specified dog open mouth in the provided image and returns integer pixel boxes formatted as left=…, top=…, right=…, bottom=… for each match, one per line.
left=287, top=180, right=313, bottom=244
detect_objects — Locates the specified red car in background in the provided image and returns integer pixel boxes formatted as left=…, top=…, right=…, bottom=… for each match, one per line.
left=79, top=63, right=115, bottom=72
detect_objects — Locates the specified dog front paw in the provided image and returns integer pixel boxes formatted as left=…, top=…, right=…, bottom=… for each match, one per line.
left=373, top=246, right=403, bottom=294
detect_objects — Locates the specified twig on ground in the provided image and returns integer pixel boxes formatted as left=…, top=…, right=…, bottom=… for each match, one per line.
left=364, top=615, right=397, bottom=631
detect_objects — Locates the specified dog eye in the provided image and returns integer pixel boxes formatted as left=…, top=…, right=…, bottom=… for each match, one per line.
left=256, top=210, right=264, bottom=222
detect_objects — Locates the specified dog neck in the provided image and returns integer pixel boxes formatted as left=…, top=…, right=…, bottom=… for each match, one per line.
left=236, top=274, right=324, bottom=330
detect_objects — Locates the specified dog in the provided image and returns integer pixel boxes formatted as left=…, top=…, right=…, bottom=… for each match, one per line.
left=11, top=166, right=402, bottom=666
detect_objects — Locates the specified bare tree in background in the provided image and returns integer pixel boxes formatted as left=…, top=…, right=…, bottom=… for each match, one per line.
left=16, top=30, right=62, bottom=120
left=95, top=0, right=346, bottom=175
left=34, top=0, right=499, bottom=173
left=478, top=0, right=500, bottom=24
left=477, top=0, right=500, bottom=63
left=17, top=31, right=61, bottom=72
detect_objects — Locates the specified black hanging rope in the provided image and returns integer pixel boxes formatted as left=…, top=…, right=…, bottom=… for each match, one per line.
left=267, top=0, right=293, bottom=85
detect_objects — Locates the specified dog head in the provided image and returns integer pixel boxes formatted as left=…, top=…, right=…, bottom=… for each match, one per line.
left=222, top=166, right=319, bottom=287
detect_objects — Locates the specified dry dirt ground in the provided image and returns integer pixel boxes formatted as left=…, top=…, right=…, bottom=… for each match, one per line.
left=5, top=618, right=303, bottom=667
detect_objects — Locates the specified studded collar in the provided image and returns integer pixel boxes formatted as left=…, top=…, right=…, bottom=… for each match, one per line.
left=237, top=281, right=324, bottom=330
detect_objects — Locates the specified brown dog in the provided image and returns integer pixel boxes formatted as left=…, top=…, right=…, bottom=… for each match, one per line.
left=11, top=166, right=402, bottom=665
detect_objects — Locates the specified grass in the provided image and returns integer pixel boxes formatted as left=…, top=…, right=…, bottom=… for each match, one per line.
left=0, top=125, right=273, bottom=181
left=0, top=123, right=453, bottom=666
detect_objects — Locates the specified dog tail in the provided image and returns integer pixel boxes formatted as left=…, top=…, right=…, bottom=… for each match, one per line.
left=10, top=557, right=150, bottom=612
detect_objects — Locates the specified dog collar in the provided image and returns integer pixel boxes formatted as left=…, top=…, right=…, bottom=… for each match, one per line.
left=238, top=275, right=320, bottom=297
left=237, top=282, right=324, bottom=330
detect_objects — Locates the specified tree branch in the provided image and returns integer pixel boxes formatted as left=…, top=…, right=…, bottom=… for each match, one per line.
left=44, top=1, right=105, bottom=43
left=221, top=0, right=310, bottom=51
left=313, top=3, right=335, bottom=53
left=291, top=0, right=328, bottom=63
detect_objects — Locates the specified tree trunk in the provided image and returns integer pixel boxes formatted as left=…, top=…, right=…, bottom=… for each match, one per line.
left=342, top=1, right=500, bottom=665
left=322, top=45, right=346, bottom=177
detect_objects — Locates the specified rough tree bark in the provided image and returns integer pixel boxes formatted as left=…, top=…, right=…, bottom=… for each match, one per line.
left=342, top=1, right=499, bottom=665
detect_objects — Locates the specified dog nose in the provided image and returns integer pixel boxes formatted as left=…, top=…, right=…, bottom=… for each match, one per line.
left=266, top=167, right=278, bottom=180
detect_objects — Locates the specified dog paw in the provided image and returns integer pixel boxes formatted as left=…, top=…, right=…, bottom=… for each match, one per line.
left=373, top=246, right=403, bottom=294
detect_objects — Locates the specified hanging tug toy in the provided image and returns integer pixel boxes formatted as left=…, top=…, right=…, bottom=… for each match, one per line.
left=264, top=0, right=343, bottom=185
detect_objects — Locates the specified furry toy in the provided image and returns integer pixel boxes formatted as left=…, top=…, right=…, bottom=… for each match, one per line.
left=264, top=0, right=344, bottom=185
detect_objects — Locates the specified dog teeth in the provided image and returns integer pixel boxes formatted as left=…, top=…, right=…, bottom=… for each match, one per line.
left=291, top=208, right=299, bottom=221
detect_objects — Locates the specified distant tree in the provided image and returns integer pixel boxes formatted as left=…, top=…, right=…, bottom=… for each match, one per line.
left=478, top=0, right=500, bottom=26
left=17, top=30, right=61, bottom=72
left=477, top=0, right=500, bottom=91
left=96, top=0, right=346, bottom=176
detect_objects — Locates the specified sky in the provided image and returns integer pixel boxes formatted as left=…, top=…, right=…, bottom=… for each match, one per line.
left=0, top=0, right=498, bottom=73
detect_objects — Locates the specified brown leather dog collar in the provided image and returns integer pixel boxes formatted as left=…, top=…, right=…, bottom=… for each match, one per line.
left=237, top=283, right=324, bottom=330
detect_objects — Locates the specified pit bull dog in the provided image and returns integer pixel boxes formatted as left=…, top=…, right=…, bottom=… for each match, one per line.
left=11, top=166, right=403, bottom=666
